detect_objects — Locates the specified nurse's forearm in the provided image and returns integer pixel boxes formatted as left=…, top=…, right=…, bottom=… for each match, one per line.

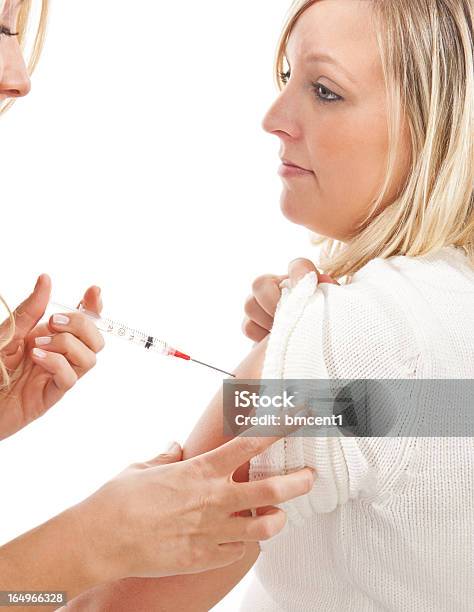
left=0, top=505, right=104, bottom=610
left=61, top=546, right=259, bottom=612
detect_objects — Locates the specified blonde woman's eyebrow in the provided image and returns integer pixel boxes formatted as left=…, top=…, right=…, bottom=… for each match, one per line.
left=304, top=52, right=357, bottom=85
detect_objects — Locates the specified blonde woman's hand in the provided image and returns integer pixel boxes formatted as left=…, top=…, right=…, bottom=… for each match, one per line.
left=242, top=258, right=340, bottom=342
left=0, top=274, right=105, bottom=440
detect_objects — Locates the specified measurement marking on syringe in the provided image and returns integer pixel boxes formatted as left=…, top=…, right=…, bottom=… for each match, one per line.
left=145, top=336, right=153, bottom=349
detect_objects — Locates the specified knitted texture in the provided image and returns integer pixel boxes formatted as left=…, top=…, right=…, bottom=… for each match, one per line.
left=242, top=246, right=474, bottom=611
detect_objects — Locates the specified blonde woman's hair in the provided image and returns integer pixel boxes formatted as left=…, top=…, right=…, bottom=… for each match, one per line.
left=0, top=0, right=49, bottom=391
left=274, top=0, right=474, bottom=282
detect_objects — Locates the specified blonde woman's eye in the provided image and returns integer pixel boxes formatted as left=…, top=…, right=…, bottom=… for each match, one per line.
left=312, top=82, right=342, bottom=104
left=278, top=69, right=342, bottom=105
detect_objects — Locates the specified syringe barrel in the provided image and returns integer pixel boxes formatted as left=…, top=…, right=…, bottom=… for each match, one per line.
left=48, top=301, right=175, bottom=356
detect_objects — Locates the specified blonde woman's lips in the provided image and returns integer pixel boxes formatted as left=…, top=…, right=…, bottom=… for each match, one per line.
left=278, top=162, right=314, bottom=178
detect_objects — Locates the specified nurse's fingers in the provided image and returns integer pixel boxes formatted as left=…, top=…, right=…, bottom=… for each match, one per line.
left=30, top=348, right=78, bottom=392
left=205, top=420, right=310, bottom=478
left=48, top=311, right=105, bottom=354
left=231, top=469, right=314, bottom=513
left=33, top=332, right=98, bottom=377
left=210, top=542, right=246, bottom=568
left=7, top=274, right=52, bottom=340
left=0, top=274, right=51, bottom=368
left=78, top=285, right=103, bottom=316
left=142, top=442, right=183, bottom=467
left=218, top=507, right=287, bottom=543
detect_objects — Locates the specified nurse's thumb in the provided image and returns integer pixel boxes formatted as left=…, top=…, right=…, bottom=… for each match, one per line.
left=146, top=441, right=183, bottom=467
left=3, top=274, right=52, bottom=340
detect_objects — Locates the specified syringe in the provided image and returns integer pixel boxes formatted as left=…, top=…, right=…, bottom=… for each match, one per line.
left=48, top=300, right=236, bottom=378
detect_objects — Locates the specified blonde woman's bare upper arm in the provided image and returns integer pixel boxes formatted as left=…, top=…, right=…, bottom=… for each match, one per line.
left=182, top=335, right=269, bottom=478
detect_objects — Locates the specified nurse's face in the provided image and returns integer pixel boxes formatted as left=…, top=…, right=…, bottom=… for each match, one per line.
left=0, top=0, right=31, bottom=101
left=262, top=0, right=411, bottom=242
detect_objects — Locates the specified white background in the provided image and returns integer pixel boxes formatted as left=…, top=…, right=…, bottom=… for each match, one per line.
left=0, top=1, right=319, bottom=609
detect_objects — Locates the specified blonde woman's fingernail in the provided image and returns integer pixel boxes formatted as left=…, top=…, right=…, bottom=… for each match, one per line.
left=35, top=336, right=52, bottom=346
left=53, top=314, right=69, bottom=325
left=32, top=348, right=47, bottom=358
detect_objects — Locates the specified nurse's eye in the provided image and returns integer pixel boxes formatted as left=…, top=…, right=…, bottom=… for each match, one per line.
left=278, top=69, right=291, bottom=85
left=0, top=25, right=19, bottom=38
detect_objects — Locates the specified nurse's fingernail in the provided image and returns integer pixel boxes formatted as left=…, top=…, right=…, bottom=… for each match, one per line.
left=35, top=336, right=52, bottom=346
left=166, top=441, right=180, bottom=454
left=53, top=314, right=69, bottom=325
left=32, top=348, right=47, bottom=358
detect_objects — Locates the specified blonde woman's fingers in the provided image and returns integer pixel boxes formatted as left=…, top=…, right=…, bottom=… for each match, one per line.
left=288, top=258, right=340, bottom=287
left=251, top=274, right=287, bottom=317
left=244, top=295, right=274, bottom=331
left=241, top=317, right=269, bottom=342
left=287, top=259, right=318, bottom=288
left=319, top=273, right=340, bottom=285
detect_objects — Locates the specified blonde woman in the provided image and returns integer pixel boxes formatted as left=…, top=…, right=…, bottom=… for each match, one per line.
left=67, top=0, right=474, bottom=610
left=0, top=0, right=315, bottom=602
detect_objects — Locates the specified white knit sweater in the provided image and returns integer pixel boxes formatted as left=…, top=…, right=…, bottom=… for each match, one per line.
left=241, top=245, right=474, bottom=612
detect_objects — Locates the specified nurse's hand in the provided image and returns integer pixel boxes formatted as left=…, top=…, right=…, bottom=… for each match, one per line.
left=0, top=273, right=105, bottom=441
left=242, top=258, right=340, bottom=342
left=73, top=434, right=314, bottom=583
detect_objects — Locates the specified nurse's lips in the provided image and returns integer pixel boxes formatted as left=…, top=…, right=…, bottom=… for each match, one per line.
left=278, top=158, right=314, bottom=178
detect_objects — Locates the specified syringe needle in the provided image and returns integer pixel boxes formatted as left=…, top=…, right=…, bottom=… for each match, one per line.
left=190, top=358, right=236, bottom=378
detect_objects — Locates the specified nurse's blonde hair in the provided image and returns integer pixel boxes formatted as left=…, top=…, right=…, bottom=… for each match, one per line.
left=0, top=0, right=49, bottom=391
left=275, top=0, right=474, bottom=281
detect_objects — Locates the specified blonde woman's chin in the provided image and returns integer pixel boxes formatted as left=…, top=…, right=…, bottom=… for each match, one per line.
left=279, top=192, right=349, bottom=243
